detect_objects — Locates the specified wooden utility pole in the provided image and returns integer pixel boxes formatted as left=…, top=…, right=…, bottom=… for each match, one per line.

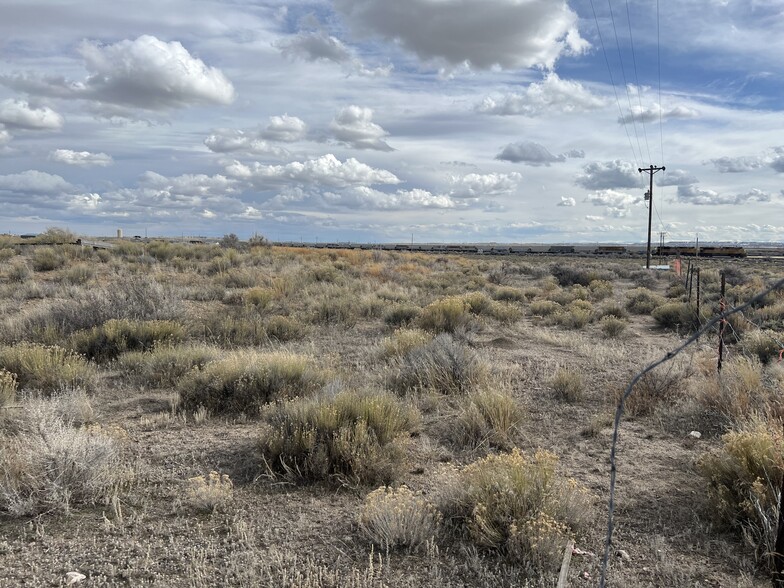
left=639, top=165, right=666, bottom=269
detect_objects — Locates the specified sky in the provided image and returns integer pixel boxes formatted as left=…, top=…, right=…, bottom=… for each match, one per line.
left=0, top=0, right=783, bottom=244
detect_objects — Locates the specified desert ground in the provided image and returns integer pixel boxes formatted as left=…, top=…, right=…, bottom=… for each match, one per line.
left=1, top=231, right=783, bottom=587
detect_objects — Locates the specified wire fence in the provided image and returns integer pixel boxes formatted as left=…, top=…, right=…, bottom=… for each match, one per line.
left=599, top=274, right=784, bottom=587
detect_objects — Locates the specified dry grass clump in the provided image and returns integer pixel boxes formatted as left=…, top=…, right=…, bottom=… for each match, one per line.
left=358, top=485, right=441, bottom=551
left=652, top=302, right=700, bottom=332
left=116, top=344, right=222, bottom=388
left=599, top=315, right=628, bottom=338
left=549, top=368, right=584, bottom=403
left=31, top=246, right=66, bottom=271
left=551, top=301, right=593, bottom=329
left=191, top=306, right=267, bottom=346
left=439, top=449, right=591, bottom=572
left=588, top=279, right=614, bottom=301
left=625, top=287, right=666, bottom=315
left=418, top=296, right=471, bottom=333
left=380, top=328, right=433, bottom=360
left=0, top=406, right=128, bottom=516
left=312, top=288, right=358, bottom=326
left=492, top=286, right=526, bottom=303
left=243, top=286, right=274, bottom=309
left=528, top=300, right=562, bottom=318
left=258, top=389, right=419, bottom=485
left=620, top=362, right=691, bottom=417
left=6, top=260, right=31, bottom=283
left=549, top=264, right=596, bottom=287
left=451, top=389, right=522, bottom=449
left=596, top=301, right=629, bottom=320
left=383, top=304, right=421, bottom=328
left=0, top=369, right=17, bottom=408
left=390, top=333, right=489, bottom=395
left=70, top=319, right=185, bottom=362
left=698, top=416, right=784, bottom=568
left=185, top=471, right=233, bottom=512
left=178, top=350, right=321, bottom=415
left=264, top=315, right=307, bottom=342
left=739, top=329, right=783, bottom=364
left=0, top=343, right=96, bottom=394
left=691, top=357, right=780, bottom=426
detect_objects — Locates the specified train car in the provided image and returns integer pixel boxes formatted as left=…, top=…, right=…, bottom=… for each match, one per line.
left=699, top=246, right=747, bottom=258
left=548, top=245, right=575, bottom=254
left=595, top=245, right=627, bottom=255
left=654, top=245, right=698, bottom=257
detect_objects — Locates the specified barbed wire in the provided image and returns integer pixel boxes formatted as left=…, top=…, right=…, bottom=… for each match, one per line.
left=599, top=275, right=784, bottom=587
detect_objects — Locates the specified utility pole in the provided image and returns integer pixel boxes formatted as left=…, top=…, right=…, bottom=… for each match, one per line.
left=639, top=165, right=665, bottom=269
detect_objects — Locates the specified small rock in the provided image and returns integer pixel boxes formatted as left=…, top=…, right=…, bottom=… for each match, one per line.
left=688, top=431, right=702, bottom=439
left=66, top=572, right=86, bottom=585
left=615, top=549, right=631, bottom=563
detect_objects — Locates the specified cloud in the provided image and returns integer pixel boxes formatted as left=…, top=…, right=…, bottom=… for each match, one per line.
left=0, top=99, right=63, bottom=130
left=329, top=106, right=393, bottom=151
left=709, top=156, right=765, bottom=173
left=772, top=156, right=784, bottom=173
left=2, top=35, right=235, bottom=114
left=204, top=129, right=290, bottom=157
left=333, top=0, right=588, bottom=70
left=138, top=171, right=239, bottom=196
left=583, top=189, right=641, bottom=217
left=557, top=197, right=576, bottom=207
left=562, top=149, right=585, bottom=159
left=657, top=169, right=698, bottom=186
left=676, top=184, right=772, bottom=205
left=224, top=154, right=401, bottom=188
left=476, top=73, right=605, bottom=116
left=448, top=172, right=521, bottom=198
left=575, top=160, right=641, bottom=190
left=50, top=149, right=113, bottom=167
left=260, top=115, right=307, bottom=142
left=278, top=30, right=353, bottom=64
left=496, top=141, right=565, bottom=165
left=0, top=129, right=11, bottom=145
left=0, top=170, right=71, bottom=193
left=618, top=104, right=699, bottom=124
left=322, top=186, right=459, bottom=210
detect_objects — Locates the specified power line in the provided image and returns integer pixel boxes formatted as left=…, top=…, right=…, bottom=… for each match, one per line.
left=607, top=0, right=644, bottom=165
left=589, top=0, right=640, bottom=168
left=624, top=0, right=652, bottom=164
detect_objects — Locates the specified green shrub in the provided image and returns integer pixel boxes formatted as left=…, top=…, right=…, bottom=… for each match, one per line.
left=62, top=264, right=94, bottom=285
left=359, top=485, right=441, bottom=551
left=451, top=389, right=522, bottom=449
left=596, top=301, right=628, bottom=320
left=192, top=306, right=266, bottom=346
left=528, top=300, right=562, bottom=317
left=652, top=302, right=700, bottom=332
left=258, top=389, right=419, bottom=485
left=625, top=287, right=666, bottom=315
left=244, top=287, right=274, bottom=309
left=699, top=416, right=784, bottom=567
left=384, top=304, right=421, bottom=327
left=439, top=449, right=590, bottom=572
left=178, top=351, right=321, bottom=415
left=116, top=344, right=222, bottom=388
left=551, top=303, right=592, bottom=329
left=418, top=296, right=470, bottom=333
left=588, top=279, right=613, bottom=301
left=549, top=264, right=595, bottom=287
left=549, top=369, right=583, bottom=403
left=492, top=287, right=526, bottom=303
left=0, top=369, right=17, bottom=408
left=70, top=319, right=185, bottom=362
left=0, top=344, right=96, bottom=394
left=31, top=246, right=65, bottom=271
left=390, top=333, right=488, bottom=395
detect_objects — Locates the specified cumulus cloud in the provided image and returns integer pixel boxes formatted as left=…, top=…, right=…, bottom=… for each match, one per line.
left=583, top=189, right=641, bottom=217
left=448, top=172, right=521, bottom=198
left=562, top=149, right=585, bottom=159
left=0, top=128, right=11, bottom=145
left=224, top=154, right=400, bottom=188
left=477, top=74, right=605, bottom=116
left=2, top=35, right=234, bottom=114
left=618, top=104, right=699, bottom=124
left=50, top=149, right=113, bottom=167
left=708, top=155, right=766, bottom=173
left=676, top=184, right=772, bottom=205
left=496, top=141, right=565, bottom=165
left=138, top=171, right=238, bottom=196
left=279, top=30, right=353, bottom=64
left=772, top=156, right=784, bottom=173
left=204, top=129, right=290, bottom=157
left=323, top=186, right=458, bottom=209
left=0, top=169, right=71, bottom=193
left=261, top=115, right=307, bottom=142
left=0, top=99, right=63, bottom=130
left=575, top=160, right=641, bottom=190
left=557, top=197, right=576, bottom=206
left=657, top=169, right=698, bottom=186
left=330, top=106, right=393, bottom=151
left=334, top=0, right=587, bottom=70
